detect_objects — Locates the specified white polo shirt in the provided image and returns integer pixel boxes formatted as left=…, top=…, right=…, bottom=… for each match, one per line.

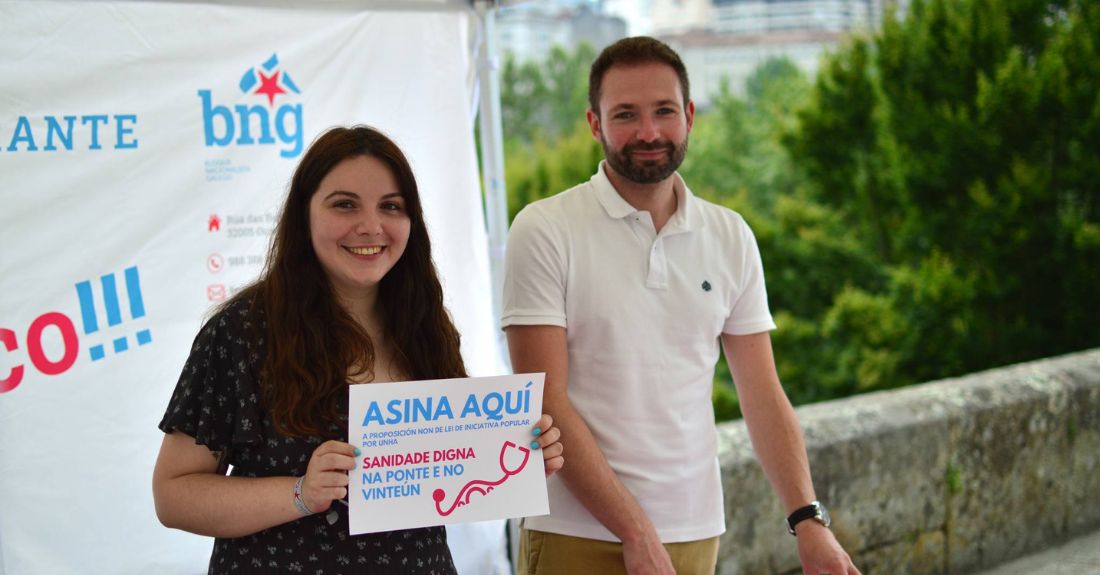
left=502, top=162, right=776, bottom=543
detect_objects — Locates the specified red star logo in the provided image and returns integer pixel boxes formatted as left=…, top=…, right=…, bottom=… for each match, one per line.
left=254, top=70, right=286, bottom=107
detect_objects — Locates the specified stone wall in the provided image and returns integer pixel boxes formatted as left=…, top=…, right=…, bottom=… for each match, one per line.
left=716, top=349, right=1100, bottom=575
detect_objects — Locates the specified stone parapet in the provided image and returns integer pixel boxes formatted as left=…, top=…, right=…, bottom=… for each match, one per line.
left=716, top=349, right=1100, bottom=574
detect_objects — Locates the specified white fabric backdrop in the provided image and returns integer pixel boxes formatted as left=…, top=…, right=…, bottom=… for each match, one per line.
left=0, top=2, right=509, bottom=573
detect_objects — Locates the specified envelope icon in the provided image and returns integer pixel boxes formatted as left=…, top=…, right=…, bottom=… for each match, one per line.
left=207, top=284, right=227, bottom=301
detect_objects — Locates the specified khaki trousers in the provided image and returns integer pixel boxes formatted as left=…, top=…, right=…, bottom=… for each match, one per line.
left=516, top=528, right=719, bottom=575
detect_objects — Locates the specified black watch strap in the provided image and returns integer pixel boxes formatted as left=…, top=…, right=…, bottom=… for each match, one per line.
left=785, top=501, right=827, bottom=535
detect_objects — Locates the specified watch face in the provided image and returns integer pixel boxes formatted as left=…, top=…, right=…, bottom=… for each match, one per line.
left=815, top=502, right=832, bottom=527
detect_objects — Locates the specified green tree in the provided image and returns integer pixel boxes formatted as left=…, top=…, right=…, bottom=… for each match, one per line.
left=499, top=45, right=603, bottom=221
left=500, top=54, right=548, bottom=143
left=681, top=59, right=889, bottom=407
left=788, top=0, right=1100, bottom=389
left=504, top=121, right=602, bottom=220
left=543, top=44, right=597, bottom=138
left=683, top=58, right=813, bottom=214
left=500, top=44, right=596, bottom=145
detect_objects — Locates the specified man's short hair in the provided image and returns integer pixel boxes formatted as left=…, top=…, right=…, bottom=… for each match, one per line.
left=588, top=36, right=690, bottom=117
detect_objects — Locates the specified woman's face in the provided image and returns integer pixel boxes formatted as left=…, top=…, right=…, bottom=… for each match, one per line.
left=309, top=155, right=411, bottom=302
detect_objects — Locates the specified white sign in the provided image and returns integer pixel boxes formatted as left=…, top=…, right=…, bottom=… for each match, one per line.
left=348, top=374, right=549, bottom=534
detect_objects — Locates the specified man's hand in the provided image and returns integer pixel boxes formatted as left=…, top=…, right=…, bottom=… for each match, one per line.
left=622, top=534, right=677, bottom=575
left=795, top=522, right=861, bottom=575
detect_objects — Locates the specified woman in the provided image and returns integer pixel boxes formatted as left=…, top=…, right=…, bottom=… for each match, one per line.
left=153, top=125, right=564, bottom=574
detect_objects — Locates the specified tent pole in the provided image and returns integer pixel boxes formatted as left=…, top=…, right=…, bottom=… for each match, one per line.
left=473, top=2, right=522, bottom=567
left=473, top=0, right=510, bottom=369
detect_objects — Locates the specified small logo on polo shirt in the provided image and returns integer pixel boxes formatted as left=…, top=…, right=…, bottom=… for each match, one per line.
left=701, top=280, right=712, bottom=292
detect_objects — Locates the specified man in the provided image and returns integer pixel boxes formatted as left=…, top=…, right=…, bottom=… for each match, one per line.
left=502, top=37, right=860, bottom=575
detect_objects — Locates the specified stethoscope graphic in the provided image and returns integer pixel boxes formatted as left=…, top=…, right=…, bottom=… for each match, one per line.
left=433, top=441, right=531, bottom=517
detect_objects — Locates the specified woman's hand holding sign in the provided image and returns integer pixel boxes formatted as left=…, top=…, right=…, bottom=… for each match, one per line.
left=300, top=440, right=359, bottom=514
left=532, top=414, right=564, bottom=477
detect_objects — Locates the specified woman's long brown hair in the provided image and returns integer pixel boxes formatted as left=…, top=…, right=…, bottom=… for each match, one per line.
left=230, top=126, right=467, bottom=437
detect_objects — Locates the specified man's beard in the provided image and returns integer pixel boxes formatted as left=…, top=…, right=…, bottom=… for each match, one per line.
left=601, top=136, right=688, bottom=185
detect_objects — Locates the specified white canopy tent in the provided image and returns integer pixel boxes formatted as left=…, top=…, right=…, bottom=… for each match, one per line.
left=0, top=1, right=515, bottom=573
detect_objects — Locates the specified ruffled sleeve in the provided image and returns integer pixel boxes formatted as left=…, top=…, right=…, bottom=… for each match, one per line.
left=158, top=300, right=266, bottom=452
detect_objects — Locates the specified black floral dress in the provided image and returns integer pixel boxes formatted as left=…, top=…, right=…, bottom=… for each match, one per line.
left=158, top=299, right=457, bottom=575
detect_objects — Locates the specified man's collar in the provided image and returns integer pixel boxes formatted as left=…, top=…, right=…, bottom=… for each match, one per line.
left=592, top=161, right=636, bottom=219
left=592, top=161, right=700, bottom=231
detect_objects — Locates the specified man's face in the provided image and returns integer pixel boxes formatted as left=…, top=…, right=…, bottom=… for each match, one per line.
left=588, top=62, right=694, bottom=185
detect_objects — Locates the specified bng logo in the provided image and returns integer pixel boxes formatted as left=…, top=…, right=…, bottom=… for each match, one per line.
left=1, top=266, right=153, bottom=394
left=198, top=53, right=303, bottom=158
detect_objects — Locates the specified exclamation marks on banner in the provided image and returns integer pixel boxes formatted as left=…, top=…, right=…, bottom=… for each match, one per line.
left=75, top=266, right=152, bottom=362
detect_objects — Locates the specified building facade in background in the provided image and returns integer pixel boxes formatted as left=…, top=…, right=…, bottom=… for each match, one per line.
left=496, top=0, right=627, bottom=63
left=652, top=0, right=908, bottom=106
left=653, top=0, right=887, bottom=35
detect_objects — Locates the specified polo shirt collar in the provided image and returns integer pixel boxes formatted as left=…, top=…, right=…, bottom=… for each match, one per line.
left=591, top=161, right=701, bottom=232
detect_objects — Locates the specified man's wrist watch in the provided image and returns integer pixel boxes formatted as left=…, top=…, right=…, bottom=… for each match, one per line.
left=785, top=500, right=831, bottom=535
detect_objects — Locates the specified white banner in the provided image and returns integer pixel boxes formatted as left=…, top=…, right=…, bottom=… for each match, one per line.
left=0, top=2, right=504, bottom=573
